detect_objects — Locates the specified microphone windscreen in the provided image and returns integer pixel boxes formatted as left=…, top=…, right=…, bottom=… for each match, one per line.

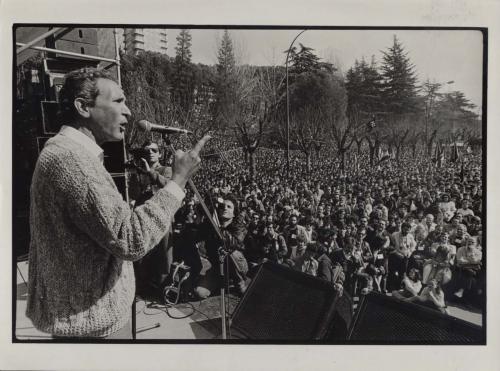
left=136, top=120, right=152, bottom=132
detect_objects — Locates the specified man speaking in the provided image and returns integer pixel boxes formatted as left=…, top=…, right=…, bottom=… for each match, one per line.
left=26, top=67, right=210, bottom=339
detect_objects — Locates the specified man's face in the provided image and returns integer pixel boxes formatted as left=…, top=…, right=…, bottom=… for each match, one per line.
left=440, top=232, right=449, bottom=244
left=290, top=216, right=298, bottom=226
left=143, top=143, right=160, bottom=166
left=87, top=78, right=131, bottom=144
left=219, top=200, right=235, bottom=220
left=377, top=220, right=386, bottom=231
left=357, top=230, right=366, bottom=241
left=425, top=215, right=434, bottom=225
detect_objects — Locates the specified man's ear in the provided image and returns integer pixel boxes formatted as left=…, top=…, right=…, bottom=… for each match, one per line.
left=74, top=98, right=91, bottom=118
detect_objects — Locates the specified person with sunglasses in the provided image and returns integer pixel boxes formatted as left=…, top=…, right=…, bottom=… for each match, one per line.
left=130, top=140, right=176, bottom=300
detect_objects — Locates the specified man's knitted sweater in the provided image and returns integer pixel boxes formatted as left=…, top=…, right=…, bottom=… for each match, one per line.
left=27, top=134, right=182, bottom=337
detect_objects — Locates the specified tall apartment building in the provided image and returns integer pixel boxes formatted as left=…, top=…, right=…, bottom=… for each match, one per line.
left=122, top=28, right=169, bottom=55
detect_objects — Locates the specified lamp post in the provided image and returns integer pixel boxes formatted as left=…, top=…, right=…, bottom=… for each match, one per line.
left=445, top=80, right=455, bottom=134
left=285, top=29, right=306, bottom=178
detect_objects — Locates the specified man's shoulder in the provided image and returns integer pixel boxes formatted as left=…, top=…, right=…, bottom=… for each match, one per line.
left=36, top=135, right=91, bottom=171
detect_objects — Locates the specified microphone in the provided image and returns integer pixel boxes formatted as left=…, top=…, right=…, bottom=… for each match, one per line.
left=136, top=120, right=192, bottom=135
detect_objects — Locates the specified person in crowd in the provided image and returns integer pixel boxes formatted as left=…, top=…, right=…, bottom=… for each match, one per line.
left=453, top=236, right=482, bottom=302
left=293, top=242, right=319, bottom=276
left=449, top=223, right=470, bottom=250
left=457, top=198, right=475, bottom=218
left=316, top=242, right=345, bottom=295
left=414, top=214, right=436, bottom=244
left=194, top=194, right=249, bottom=299
left=438, top=193, right=457, bottom=217
left=304, top=218, right=318, bottom=243
left=392, top=268, right=422, bottom=300
left=467, top=216, right=482, bottom=237
left=27, top=67, right=210, bottom=339
left=331, top=237, right=358, bottom=295
left=422, top=245, right=453, bottom=290
left=352, top=227, right=374, bottom=294
left=283, top=214, right=308, bottom=261
left=365, top=219, right=390, bottom=292
left=387, top=221, right=417, bottom=289
left=406, top=277, right=448, bottom=315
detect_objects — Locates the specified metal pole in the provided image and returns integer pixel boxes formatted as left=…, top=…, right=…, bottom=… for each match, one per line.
left=16, top=27, right=64, bottom=54
left=16, top=42, right=120, bottom=64
left=285, top=30, right=306, bottom=178
left=114, top=28, right=122, bottom=86
left=286, top=59, right=290, bottom=178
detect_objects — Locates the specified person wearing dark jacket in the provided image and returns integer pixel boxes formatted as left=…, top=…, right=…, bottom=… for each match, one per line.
left=316, top=244, right=345, bottom=295
left=194, top=194, right=249, bottom=298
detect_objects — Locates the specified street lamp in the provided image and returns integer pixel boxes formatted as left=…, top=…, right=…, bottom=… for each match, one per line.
left=285, top=29, right=307, bottom=178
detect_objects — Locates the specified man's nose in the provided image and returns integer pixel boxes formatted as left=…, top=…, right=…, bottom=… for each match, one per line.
left=123, top=104, right=132, bottom=117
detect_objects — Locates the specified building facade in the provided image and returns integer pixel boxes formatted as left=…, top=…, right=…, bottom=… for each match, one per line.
left=122, top=28, right=168, bottom=55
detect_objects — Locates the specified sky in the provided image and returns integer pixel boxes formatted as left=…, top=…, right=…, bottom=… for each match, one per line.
left=164, top=28, right=484, bottom=111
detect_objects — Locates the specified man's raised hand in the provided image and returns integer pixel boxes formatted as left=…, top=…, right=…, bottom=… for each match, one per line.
left=171, top=134, right=211, bottom=189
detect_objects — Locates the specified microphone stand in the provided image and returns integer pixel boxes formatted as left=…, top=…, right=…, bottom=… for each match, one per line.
left=162, top=133, right=230, bottom=340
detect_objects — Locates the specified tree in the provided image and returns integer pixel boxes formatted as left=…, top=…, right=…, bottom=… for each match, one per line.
left=288, top=43, right=322, bottom=75
left=213, top=32, right=278, bottom=180
left=380, top=35, right=419, bottom=115
left=121, top=50, right=175, bottom=149
left=345, top=56, right=383, bottom=117
left=286, top=68, right=345, bottom=172
left=290, top=105, right=325, bottom=173
left=420, top=79, right=442, bottom=156
left=172, top=29, right=195, bottom=112
left=213, top=30, right=237, bottom=131
left=387, top=118, right=411, bottom=162
left=221, top=66, right=277, bottom=180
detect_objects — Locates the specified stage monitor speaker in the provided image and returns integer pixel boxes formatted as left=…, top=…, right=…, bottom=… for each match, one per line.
left=347, top=292, right=484, bottom=344
left=231, top=262, right=352, bottom=340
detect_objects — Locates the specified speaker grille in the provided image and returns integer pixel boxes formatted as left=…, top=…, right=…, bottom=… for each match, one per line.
left=231, top=262, right=340, bottom=340
left=349, top=293, right=484, bottom=344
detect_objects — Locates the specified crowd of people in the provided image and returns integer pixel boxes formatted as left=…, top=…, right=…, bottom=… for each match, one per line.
left=158, top=143, right=484, bottom=314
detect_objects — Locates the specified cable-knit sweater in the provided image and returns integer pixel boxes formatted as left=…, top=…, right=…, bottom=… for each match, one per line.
left=26, top=134, right=182, bottom=337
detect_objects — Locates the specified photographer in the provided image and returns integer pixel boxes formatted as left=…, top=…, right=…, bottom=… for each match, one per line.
left=129, top=140, right=174, bottom=299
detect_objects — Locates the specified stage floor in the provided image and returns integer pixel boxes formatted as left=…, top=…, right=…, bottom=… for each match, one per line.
left=14, top=260, right=483, bottom=341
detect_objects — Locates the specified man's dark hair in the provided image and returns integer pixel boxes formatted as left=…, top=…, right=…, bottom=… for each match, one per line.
left=142, top=139, right=155, bottom=148
left=58, top=67, right=115, bottom=123
left=223, top=193, right=239, bottom=216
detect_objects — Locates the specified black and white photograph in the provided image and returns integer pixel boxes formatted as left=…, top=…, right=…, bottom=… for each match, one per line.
left=2, top=0, right=500, bottom=370
left=12, top=25, right=486, bottom=343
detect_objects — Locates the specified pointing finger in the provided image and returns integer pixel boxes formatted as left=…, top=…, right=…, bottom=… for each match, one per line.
left=190, top=134, right=212, bottom=157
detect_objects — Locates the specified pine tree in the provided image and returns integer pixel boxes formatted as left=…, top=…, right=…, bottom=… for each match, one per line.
left=175, top=29, right=192, bottom=65
left=380, top=35, right=419, bottom=115
left=172, top=29, right=194, bottom=112
left=214, top=30, right=237, bottom=129
left=217, top=30, right=236, bottom=78
left=345, top=56, right=383, bottom=116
